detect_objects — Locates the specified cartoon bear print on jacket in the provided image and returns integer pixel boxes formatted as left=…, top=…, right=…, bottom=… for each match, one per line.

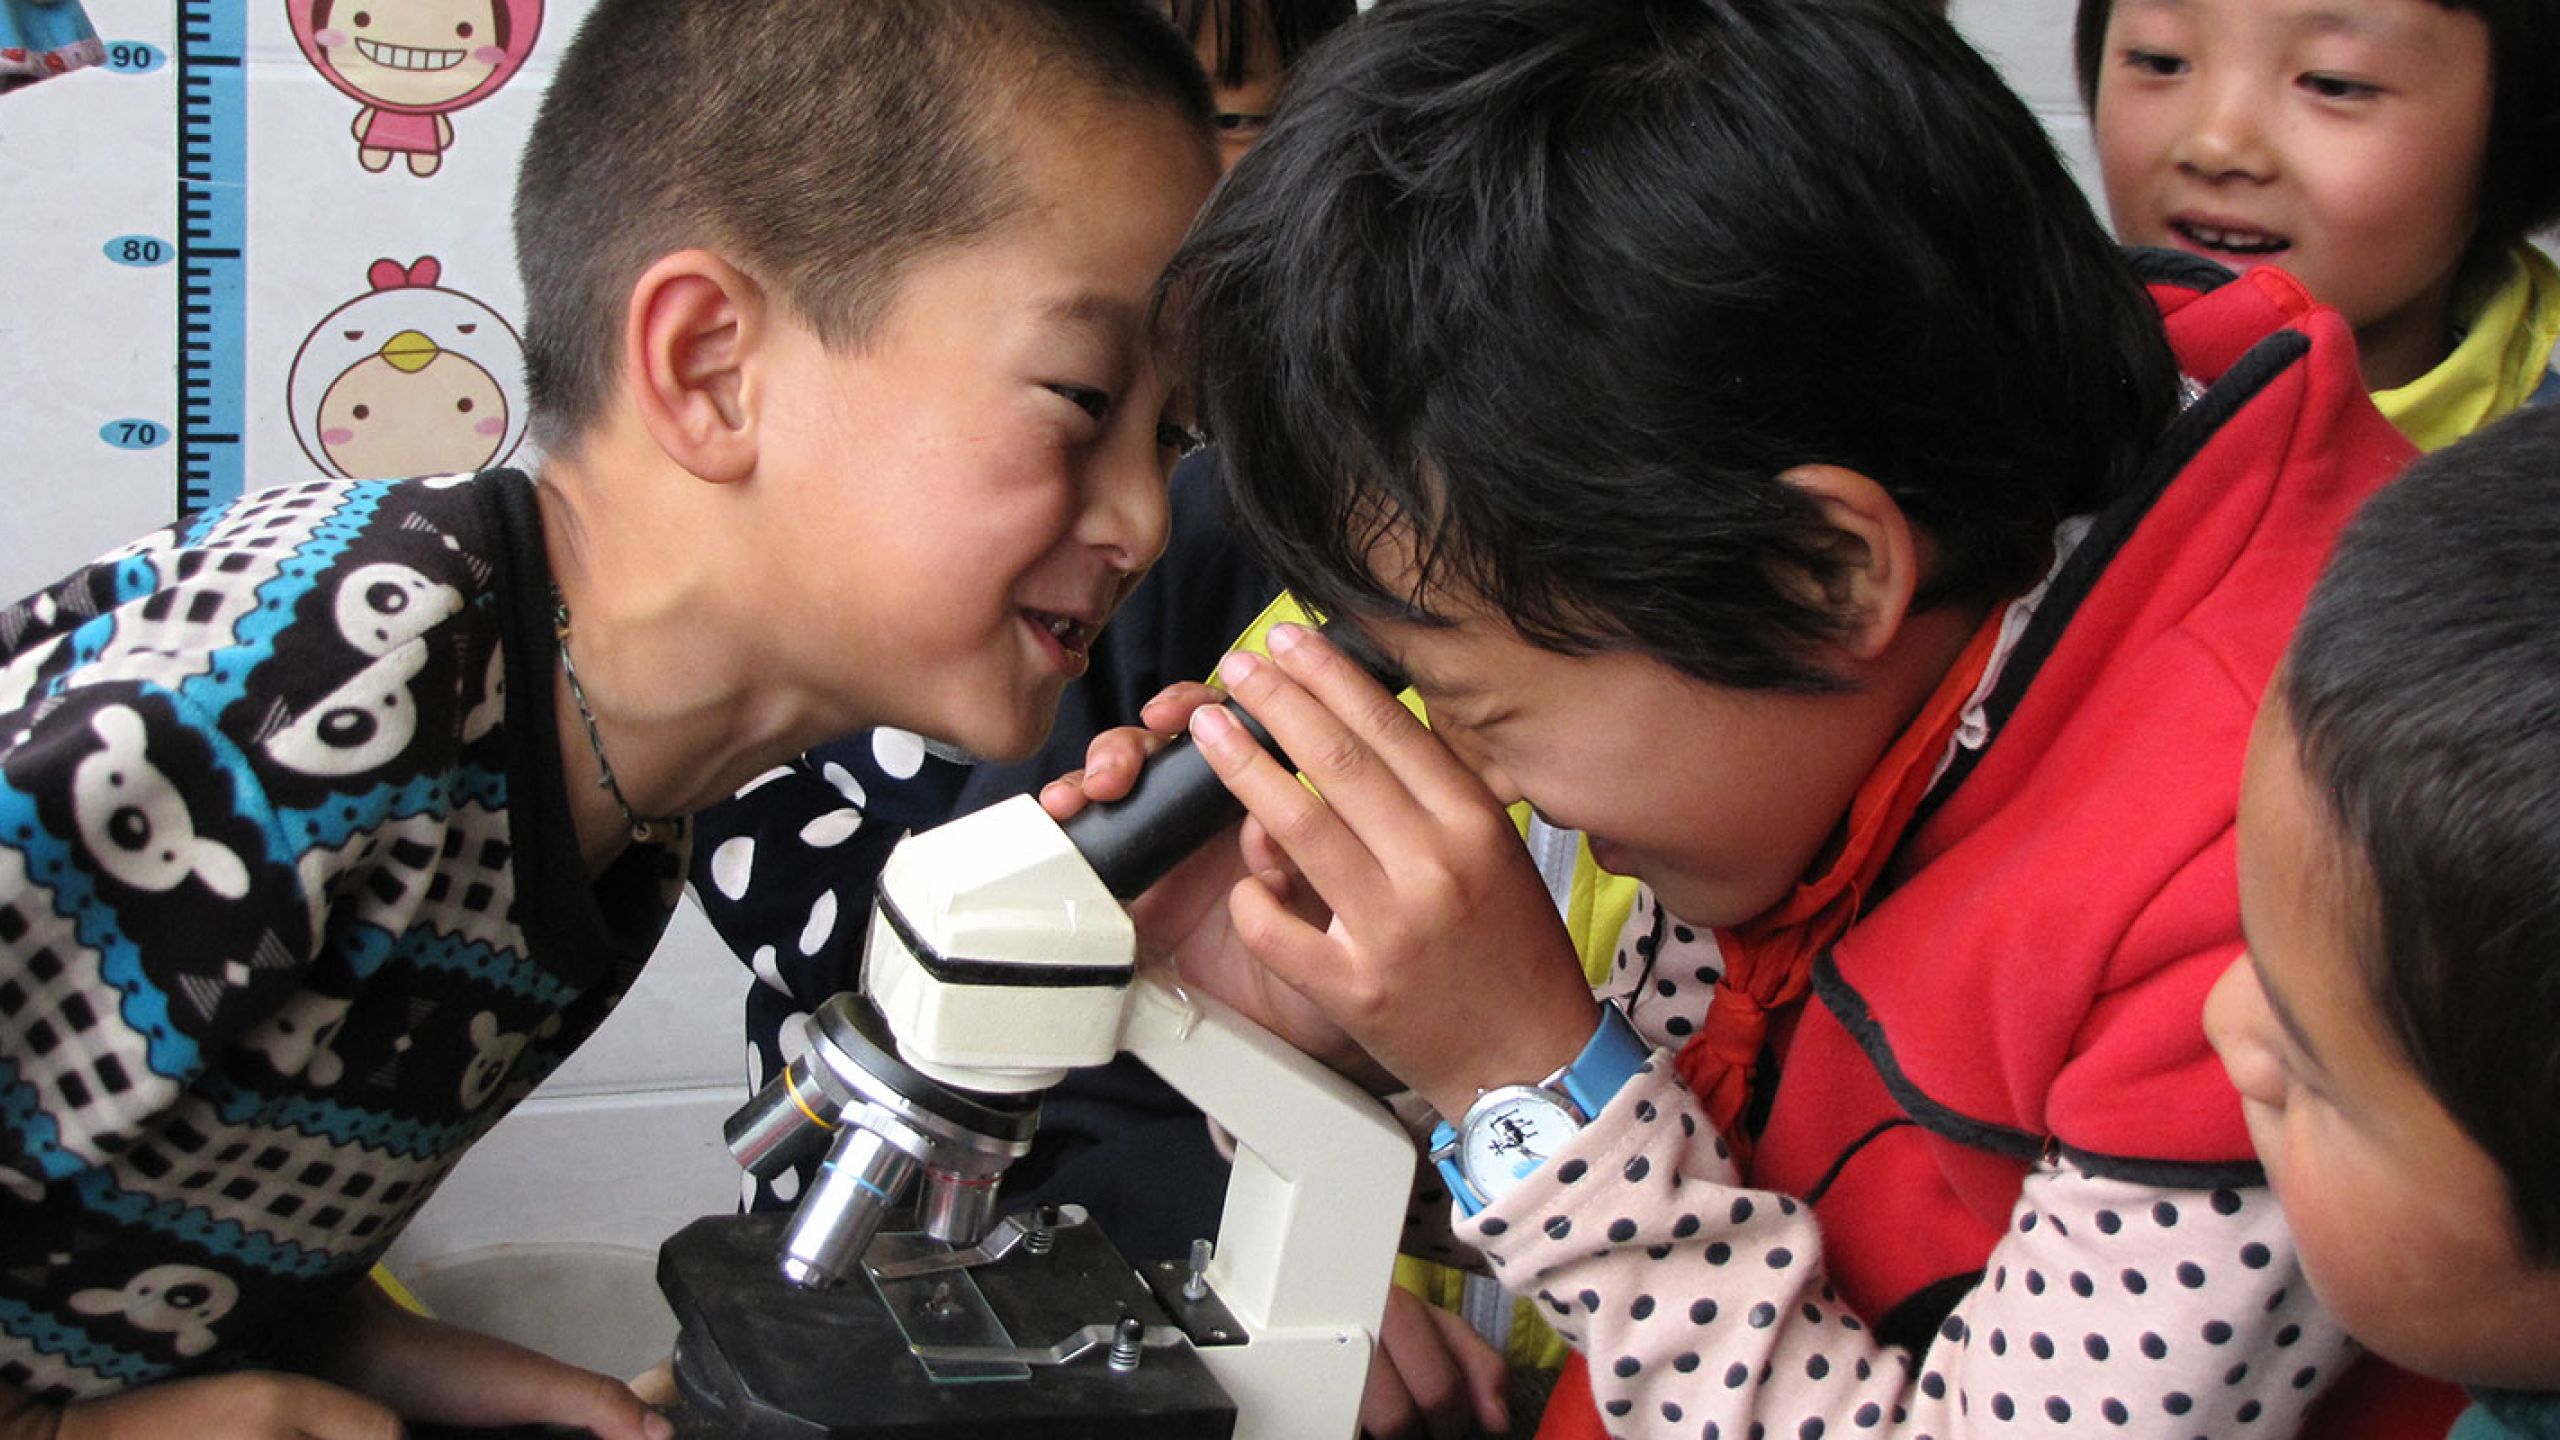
left=459, top=1010, right=525, bottom=1110
left=239, top=992, right=352, bottom=1087
left=68, top=1264, right=239, bottom=1358
left=335, top=562, right=463, bottom=657
left=457, top=1009, right=564, bottom=1111
left=71, top=706, right=250, bottom=899
left=261, top=563, right=463, bottom=779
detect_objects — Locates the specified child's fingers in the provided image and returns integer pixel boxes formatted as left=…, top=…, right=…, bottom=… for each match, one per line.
left=426, top=1349, right=672, bottom=1440
left=1373, top=1287, right=1481, bottom=1440
left=1235, top=814, right=1293, bottom=881
left=1187, top=866, right=1377, bottom=1076
left=1423, top=1299, right=1514, bottom=1435
left=1262, top=623, right=1495, bottom=817
left=1071, top=681, right=1230, bottom=808
left=1357, top=1358, right=1429, bottom=1440
left=1190, top=700, right=1391, bottom=917
left=1224, top=867, right=1412, bottom=1083
left=532, top=1367, right=675, bottom=1440
left=1035, top=770, right=1094, bottom=822
left=625, top=1356, right=677, bottom=1408
left=1136, top=679, right=1232, bottom=732
left=1222, top=859, right=1337, bottom=995
left=1220, top=628, right=1504, bottom=870
left=1211, top=649, right=1442, bottom=874
left=1075, top=724, right=1178, bottom=802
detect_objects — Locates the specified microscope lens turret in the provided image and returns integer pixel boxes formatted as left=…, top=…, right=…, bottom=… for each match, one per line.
left=743, top=994, right=1038, bottom=1289
left=725, top=1052, right=840, bottom=1179
left=779, top=1121, right=919, bottom=1290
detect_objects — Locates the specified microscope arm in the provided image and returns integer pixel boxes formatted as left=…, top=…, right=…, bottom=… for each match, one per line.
left=1119, top=970, right=1414, bottom=1440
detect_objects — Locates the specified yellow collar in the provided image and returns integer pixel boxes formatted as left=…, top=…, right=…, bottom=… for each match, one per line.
left=2372, top=246, right=2560, bottom=452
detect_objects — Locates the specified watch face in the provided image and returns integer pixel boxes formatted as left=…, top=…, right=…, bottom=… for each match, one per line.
left=1459, top=1087, right=1580, bottom=1201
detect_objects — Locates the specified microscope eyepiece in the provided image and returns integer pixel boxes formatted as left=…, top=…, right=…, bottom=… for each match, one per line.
left=1059, top=697, right=1285, bottom=899
left=1059, top=624, right=1403, bottom=900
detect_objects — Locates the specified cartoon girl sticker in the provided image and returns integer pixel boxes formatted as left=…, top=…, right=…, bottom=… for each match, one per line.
left=288, top=0, right=542, bottom=178
left=286, top=257, right=530, bottom=479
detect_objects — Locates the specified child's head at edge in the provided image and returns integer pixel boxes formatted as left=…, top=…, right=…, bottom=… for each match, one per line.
left=514, top=0, right=1217, bottom=461
left=2208, top=402, right=2560, bottom=1392
left=2072, top=0, right=2560, bottom=390
left=1168, top=0, right=1355, bottom=170
left=1170, top=0, right=2179, bottom=925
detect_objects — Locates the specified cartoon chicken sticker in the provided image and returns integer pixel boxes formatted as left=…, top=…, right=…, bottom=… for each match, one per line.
left=286, top=257, right=530, bottom=480
left=288, top=0, right=543, bottom=178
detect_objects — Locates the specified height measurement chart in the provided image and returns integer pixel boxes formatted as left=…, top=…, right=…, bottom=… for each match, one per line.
left=0, top=0, right=567, bottom=600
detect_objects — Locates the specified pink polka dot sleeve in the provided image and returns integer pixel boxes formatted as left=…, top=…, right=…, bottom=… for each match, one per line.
left=1463, top=1063, right=2355, bottom=1437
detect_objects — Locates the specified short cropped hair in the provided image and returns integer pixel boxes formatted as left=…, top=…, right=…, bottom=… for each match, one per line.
left=1171, top=0, right=1354, bottom=90
left=516, top=0, right=1213, bottom=454
left=2073, top=0, right=2560, bottom=270
left=1171, top=0, right=2179, bottom=691
left=2283, top=403, right=2560, bottom=1261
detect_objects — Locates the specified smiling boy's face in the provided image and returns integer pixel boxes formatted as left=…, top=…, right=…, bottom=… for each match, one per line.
left=747, top=94, right=1218, bottom=763
left=2089, top=0, right=2492, bottom=390
left=2206, top=693, right=2560, bottom=1389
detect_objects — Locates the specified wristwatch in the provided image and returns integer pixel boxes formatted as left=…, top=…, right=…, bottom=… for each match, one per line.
left=1428, top=1001, right=1650, bottom=1216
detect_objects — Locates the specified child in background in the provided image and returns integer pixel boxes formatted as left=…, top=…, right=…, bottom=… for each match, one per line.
left=1064, top=0, right=2452, bottom=1433
left=2207, top=403, right=2560, bottom=1439
left=2076, top=0, right=2560, bottom=450
left=1182, top=0, right=1356, bottom=171
left=0, top=0, right=1215, bottom=1434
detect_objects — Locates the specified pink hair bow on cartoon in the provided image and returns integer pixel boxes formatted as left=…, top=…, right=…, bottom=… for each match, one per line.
left=368, top=257, right=445, bottom=292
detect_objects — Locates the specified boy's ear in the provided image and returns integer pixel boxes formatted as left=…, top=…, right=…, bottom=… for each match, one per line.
left=1775, top=463, right=1924, bottom=662
left=624, top=249, right=765, bottom=485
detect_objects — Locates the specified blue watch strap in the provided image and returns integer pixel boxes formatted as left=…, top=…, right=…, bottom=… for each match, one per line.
left=1430, top=1002, right=1649, bottom=1217
left=1428, top=1120, right=1479, bottom=1215
left=1556, top=999, right=1648, bottom=1121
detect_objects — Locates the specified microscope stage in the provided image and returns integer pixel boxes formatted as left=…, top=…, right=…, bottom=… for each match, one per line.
left=658, top=1212, right=1237, bottom=1439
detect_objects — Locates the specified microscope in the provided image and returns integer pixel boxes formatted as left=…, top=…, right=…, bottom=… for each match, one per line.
left=657, top=701, right=1417, bottom=1439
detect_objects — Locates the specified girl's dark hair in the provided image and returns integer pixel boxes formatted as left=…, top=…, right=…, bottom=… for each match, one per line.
left=2284, top=404, right=2560, bottom=1261
left=1170, top=0, right=1356, bottom=89
left=1173, top=0, right=2178, bottom=691
left=2074, top=0, right=2560, bottom=266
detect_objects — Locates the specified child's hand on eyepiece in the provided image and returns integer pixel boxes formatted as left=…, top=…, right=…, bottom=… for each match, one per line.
left=1035, top=679, right=1229, bottom=820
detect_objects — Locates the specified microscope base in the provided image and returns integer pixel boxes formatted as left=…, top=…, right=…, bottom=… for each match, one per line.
left=659, top=1213, right=1237, bottom=1439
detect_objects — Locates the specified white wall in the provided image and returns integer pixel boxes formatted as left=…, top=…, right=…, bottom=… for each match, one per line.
left=1952, top=0, right=2102, bottom=200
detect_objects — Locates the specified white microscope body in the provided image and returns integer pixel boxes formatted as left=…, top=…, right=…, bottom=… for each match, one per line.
left=852, top=792, right=1415, bottom=1440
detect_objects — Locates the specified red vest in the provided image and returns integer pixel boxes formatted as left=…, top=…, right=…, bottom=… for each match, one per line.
left=1541, top=261, right=2460, bottom=1438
